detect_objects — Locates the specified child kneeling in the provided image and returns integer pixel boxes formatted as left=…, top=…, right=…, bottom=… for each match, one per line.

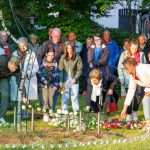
left=88, top=68, right=118, bottom=113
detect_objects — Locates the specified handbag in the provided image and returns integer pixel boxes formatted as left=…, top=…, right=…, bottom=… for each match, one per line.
left=106, top=95, right=118, bottom=113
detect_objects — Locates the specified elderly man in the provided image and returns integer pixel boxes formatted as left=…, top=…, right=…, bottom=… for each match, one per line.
left=102, top=30, right=121, bottom=74
left=0, top=31, right=12, bottom=123
left=121, top=57, right=150, bottom=124
left=37, top=27, right=63, bottom=64
left=36, top=28, right=63, bottom=107
left=138, top=34, right=150, bottom=63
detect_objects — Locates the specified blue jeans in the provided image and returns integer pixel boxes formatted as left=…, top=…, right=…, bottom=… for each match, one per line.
left=62, top=83, right=79, bottom=112
left=52, top=91, right=59, bottom=112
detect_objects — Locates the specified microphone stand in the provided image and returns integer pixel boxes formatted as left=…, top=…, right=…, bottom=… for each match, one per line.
left=16, top=48, right=35, bottom=132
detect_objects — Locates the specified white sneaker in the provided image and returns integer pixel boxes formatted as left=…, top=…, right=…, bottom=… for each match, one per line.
left=43, top=114, right=49, bottom=122
left=85, top=106, right=90, bottom=112
left=0, top=117, right=6, bottom=124
left=126, top=114, right=133, bottom=122
left=62, top=110, right=68, bottom=115
left=132, top=112, right=138, bottom=121
left=49, top=109, right=53, bottom=114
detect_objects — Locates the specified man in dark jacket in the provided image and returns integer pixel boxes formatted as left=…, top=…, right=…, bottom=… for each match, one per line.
left=102, top=30, right=121, bottom=74
left=0, top=31, right=12, bottom=123
left=36, top=27, right=63, bottom=64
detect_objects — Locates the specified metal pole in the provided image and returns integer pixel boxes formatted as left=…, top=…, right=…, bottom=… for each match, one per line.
left=17, top=93, right=22, bottom=132
left=31, top=108, right=34, bottom=131
left=79, top=111, right=82, bottom=131
left=67, top=114, right=70, bottom=131
left=97, top=112, right=100, bottom=136
left=13, top=105, right=17, bottom=130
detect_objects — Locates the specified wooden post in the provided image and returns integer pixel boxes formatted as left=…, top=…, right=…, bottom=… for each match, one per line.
left=25, top=111, right=28, bottom=133
left=17, top=98, right=22, bottom=132
left=31, top=108, right=34, bottom=131
left=67, top=114, right=70, bottom=131
left=97, top=112, right=100, bottom=136
left=13, top=106, right=17, bottom=130
left=79, top=112, right=82, bottom=131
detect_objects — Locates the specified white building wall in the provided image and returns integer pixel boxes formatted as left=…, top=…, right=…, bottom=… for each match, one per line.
left=91, top=0, right=143, bottom=29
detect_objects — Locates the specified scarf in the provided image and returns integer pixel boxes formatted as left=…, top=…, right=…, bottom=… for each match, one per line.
left=133, top=51, right=140, bottom=64
left=3, top=45, right=11, bottom=56
left=91, top=80, right=102, bottom=102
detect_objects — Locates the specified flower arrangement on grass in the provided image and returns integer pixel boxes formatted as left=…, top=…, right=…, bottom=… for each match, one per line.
left=20, top=100, right=144, bottom=131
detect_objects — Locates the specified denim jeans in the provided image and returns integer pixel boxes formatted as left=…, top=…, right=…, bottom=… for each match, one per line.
left=62, top=83, right=79, bottom=112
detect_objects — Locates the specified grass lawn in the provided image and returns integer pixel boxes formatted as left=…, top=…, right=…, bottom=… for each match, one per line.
left=0, top=95, right=149, bottom=150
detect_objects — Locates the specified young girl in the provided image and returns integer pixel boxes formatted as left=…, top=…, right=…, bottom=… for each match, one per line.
left=88, top=68, right=118, bottom=113
left=123, top=40, right=146, bottom=121
left=118, top=39, right=130, bottom=97
left=38, top=49, right=59, bottom=121
left=59, top=42, right=83, bottom=113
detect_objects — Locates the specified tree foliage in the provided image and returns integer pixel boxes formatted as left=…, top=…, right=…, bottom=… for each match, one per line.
left=0, top=0, right=137, bottom=45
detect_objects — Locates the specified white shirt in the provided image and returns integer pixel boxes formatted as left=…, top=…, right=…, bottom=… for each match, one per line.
left=91, top=80, right=102, bottom=102
left=125, top=64, right=150, bottom=106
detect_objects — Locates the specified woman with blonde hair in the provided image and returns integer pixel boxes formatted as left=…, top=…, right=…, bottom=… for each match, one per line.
left=88, top=68, right=118, bottom=113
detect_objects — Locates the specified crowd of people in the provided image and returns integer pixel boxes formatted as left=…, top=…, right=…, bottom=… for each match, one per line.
left=0, top=27, right=150, bottom=124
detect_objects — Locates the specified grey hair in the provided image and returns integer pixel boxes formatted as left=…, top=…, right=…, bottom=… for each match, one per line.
left=103, top=29, right=110, bottom=35
left=17, top=37, right=28, bottom=45
left=0, top=30, right=7, bottom=37
left=51, top=27, right=61, bottom=35
left=138, top=33, right=147, bottom=41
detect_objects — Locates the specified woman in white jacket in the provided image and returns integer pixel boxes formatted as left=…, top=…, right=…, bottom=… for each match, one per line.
left=118, top=39, right=146, bottom=121
left=121, top=57, right=150, bottom=123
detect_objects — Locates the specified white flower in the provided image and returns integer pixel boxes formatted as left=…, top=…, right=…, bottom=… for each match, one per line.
left=49, top=109, right=53, bottom=114
left=73, top=144, right=77, bottom=147
left=55, top=113, right=59, bottom=118
left=28, top=105, right=32, bottom=109
left=75, top=126, right=80, bottom=132
left=65, top=144, right=68, bottom=148
left=64, top=110, right=69, bottom=115
left=37, top=107, right=41, bottom=112
left=57, top=109, right=61, bottom=114
left=50, top=144, right=54, bottom=148
left=69, top=112, right=73, bottom=116
left=22, top=144, right=26, bottom=149
left=22, top=105, right=26, bottom=110
left=5, top=144, right=10, bottom=148
left=53, top=122, right=58, bottom=127
left=42, top=108, right=47, bottom=113
left=74, top=112, right=78, bottom=116
left=41, top=145, right=45, bottom=149
left=12, top=144, right=16, bottom=148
